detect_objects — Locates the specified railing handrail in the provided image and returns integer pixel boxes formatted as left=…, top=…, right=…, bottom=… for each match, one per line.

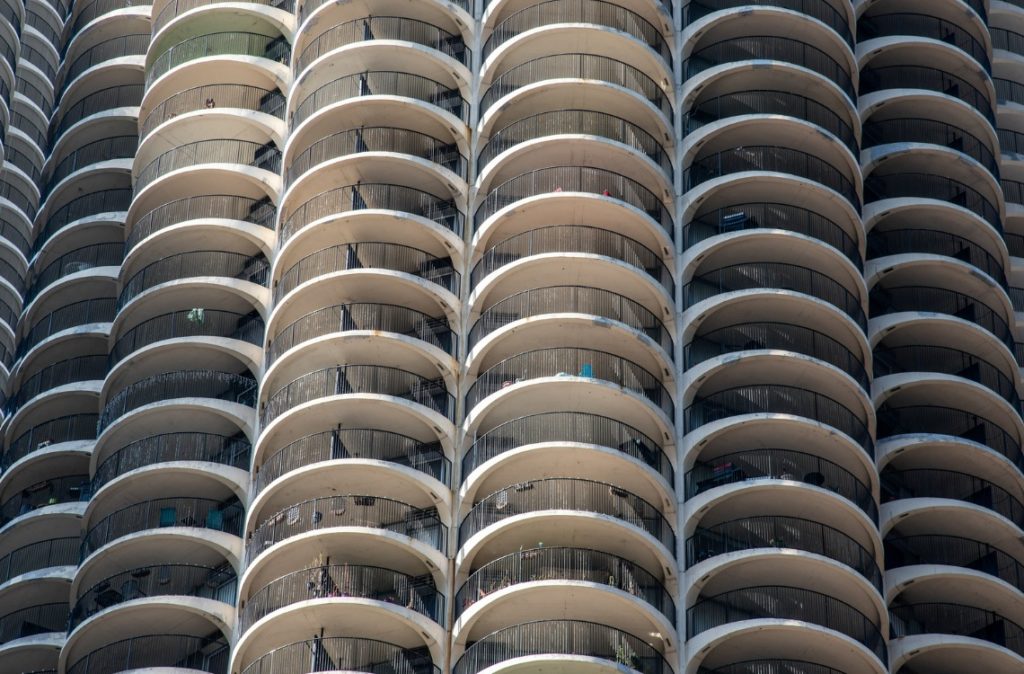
left=890, top=602, right=1024, bottom=657
left=152, top=0, right=295, bottom=33
left=886, top=533, right=1024, bottom=591
left=7, top=353, right=108, bottom=412
left=116, top=249, right=270, bottom=311
left=25, top=241, right=124, bottom=304
left=877, top=404, right=1021, bottom=468
left=0, top=536, right=78, bottom=584
left=34, top=188, right=133, bottom=254
left=135, top=137, right=281, bottom=192
left=146, top=30, right=290, bottom=86
left=16, top=298, right=116, bottom=359
left=127, top=194, right=276, bottom=251
left=874, top=342, right=1018, bottom=405
left=864, top=172, right=1001, bottom=232
left=4, top=412, right=98, bottom=468
left=65, top=633, right=230, bottom=674
left=882, top=466, right=1024, bottom=525
left=93, top=431, right=251, bottom=491
left=869, top=284, right=1013, bottom=347
left=59, top=33, right=149, bottom=89
left=240, top=636, right=438, bottom=674
left=110, top=308, right=264, bottom=365
left=862, top=116, right=998, bottom=178
left=140, top=82, right=286, bottom=139
left=860, top=64, right=994, bottom=124
left=860, top=12, right=991, bottom=72
left=681, top=0, right=852, bottom=47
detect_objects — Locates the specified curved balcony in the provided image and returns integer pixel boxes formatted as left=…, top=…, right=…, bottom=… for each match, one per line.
left=858, top=13, right=989, bottom=72
left=93, top=431, right=251, bottom=492
left=240, top=637, right=436, bottom=674
left=859, top=65, right=994, bottom=125
left=864, top=173, right=1000, bottom=231
left=465, top=347, right=672, bottom=418
left=862, top=118, right=997, bottom=179
left=254, top=428, right=449, bottom=494
left=480, top=53, right=672, bottom=117
left=0, top=602, right=68, bottom=644
left=0, top=175, right=40, bottom=218
left=261, top=365, right=455, bottom=427
left=478, top=109, right=673, bottom=178
left=33, top=188, right=133, bottom=255
left=110, top=309, right=264, bottom=365
left=21, top=44, right=57, bottom=83
left=98, top=370, right=258, bottom=432
left=873, top=345, right=1018, bottom=406
left=866, top=228, right=1004, bottom=285
left=483, top=0, right=670, bottom=62
left=274, top=243, right=458, bottom=301
left=685, top=448, right=877, bottom=521
left=117, top=250, right=270, bottom=311
left=684, top=36, right=854, bottom=100
left=1004, top=178, right=1024, bottom=206
left=684, top=90, right=857, bottom=156
left=687, top=586, right=886, bottom=665
left=128, top=194, right=275, bottom=251
left=0, top=474, right=88, bottom=524
left=287, top=127, right=467, bottom=185
left=886, top=534, right=1024, bottom=590
left=239, top=563, right=443, bottom=632
left=455, top=546, right=674, bottom=621
left=268, top=303, right=454, bottom=366
left=152, top=0, right=295, bottom=34
left=0, top=537, right=78, bottom=583
left=993, top=26, right=1024, bottom=59
left=696, top=661, right=849, bottom=674
left=462, top=411, right=673, bottom=487
left=474, top=166, right=672, bottom=237
left=684, top=146, right=859, bottom=210
left=82, top=496, right=244, bottom=556
left=61, top=34, right=149, bottom=88
left=452, top=619, right=670, bottom=674
left=295, top=16, right=469, bottom=73
left=8, top=355, right=107, bottom=412
left=25, top=6, right=58, bottom=45
left=869, top=286, right=1013, bottom=349
left=684, top=321, right=868, bottom=390
left=12, top=110, right=47, bottom=158
left=69, top=564, right=237, bottom=630
left=685, top=385, right=873, bottom=456
left=684, top=262, right=866, bottom=330
left=280, top=183, right=464, bottom=243
left=65, top=634, right=230, bottom=674
left=687, top=515, right=881, bottom=590
left=469, top=285, right=673, bottom=356
left=458, top=477, right=674, bottom=551
left=678, top=1, right=850, bottom=47
left=245, top=495, right=446, bottom=564
left=67, top=0, right=149, bottom=38
left=17, top=298, right=116, bottom=360
left=25, top=242, right=124, bottom=305
left=135, top=139, right=282, bottom=193
left=882, top=468, right=1024, bottom=527
left=0, top=214, right=29, bottom=257
left=147, top=32, right=290, bottom=87
left=0, top=256, right=24, bottom=296
left=291, top=72, right=470, bottom=129
left=141, top=83, right=285, bottom=139
left=17, top=78, right=55, bottom=119
left=45, top=135, right=137, bottom=197
left=3, top=413, right=98, bottom=470
left=889, top=603, right=1024, bottom=658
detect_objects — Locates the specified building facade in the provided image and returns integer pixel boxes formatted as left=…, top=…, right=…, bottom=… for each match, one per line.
left=0, top=0, right=1021, bottom=673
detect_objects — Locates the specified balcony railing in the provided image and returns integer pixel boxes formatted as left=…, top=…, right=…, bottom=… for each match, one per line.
left=60, top=34, right=149, bottom=88
left=453, top=620, right=670, bottom=674
left=685, top=384, right=873, bottom=456
left=456, top=546, right=675, bottom=621
left=478, top=109, right=673, bottom=178
left=864, top=173, right=1001, bottom=232
left=25, top=241, right=124, bottom=304
left=684, top=321, right=869, bottom=390
left=11, top=110, right=47, bottom=156
left=860, top=13, right=990, bottom=72
left=462, top=411, right=672, bottom=486
left=867, top=228, right=1005, bottom=285
left=239, top=563, right=444, bottom=632
left=8, top=354, right=107, bottom=412
left=93, top=431, right=251, bottom=492
left=66, top=0, right=149, bottom=38
left=254, top=428, right=450, bottom=494
left=3, top=413, right=97, bottom=469
left=458, top=477, right=675, bottom=551
left=240, top=637, right=437, bottom=674
left=684, top=36, right=854, bottom=100
left=146, top=31, right=290, bottom=87
left=862, top=117, right=998, bottom=178
left=0, top=474, right=88, bottom=523
left=0, top=602, right=68, bottom=644
left=70, top=564, right=237, bottom=629
left=110, top=309, right=264, bottom=365
left=874, top=344, right=1018, bottom=406
left=17, top=297, right=116, bottom=359
left=245, top=495, right=446, bottom=563
left=683, top=261, right=867, bottom=330
left=291, top=71, right=469, bottom=129
left=0, top=255, right=23, bottom=295
left=279, top=183, right=464, bottom=243
left=483, top=0, right=670, bottom=61
left=465, top=347, right=673, bottom=417
left=261, top=365, right=455, bottom=426
left=469, top=285, right=673, bottom=356
left=33, top=188, right=133, bottom=254
left=45, top=135, right=138, bottom=196
left=0, top=213, right=29, bottom=255
left=890, top=603, right=1024, bottom=657
left=98, top=370, right=258, bottom=432
left=26, top=7, right=59, bottom=44
left=473, top=165, right=672, bottom=238
left=286, top=126, right=467, bottom=185
left=882, top=467, right=1024, bottom=527
left=886, top=534, right=1024, bottom=591
left=295, top=16, right=469, bottom=73
left=128, top=194, right=276, bottom=251
left=116, top=250, right=270, bottom=311
left=480, top=53, right=672, bottom=117
left=869, top=285, right=1013, bottom=349
left=997, top=77, right=1024, bottom=108
left=0, top=537, right=78, bottom=584
left=877, top=406, right=1021, bottom=468
left=82, top=496, right=244, bottom=556
left=860, top=65, right=994, bottom=124
left=140, top=83, right=285, bottom=138
left=267, top=303, right=455, bottom=366
left=686, top=448, right=877, bottom=521
left=65, top=634, right=229, bottom=674
left=152, top=0, right=295, bottom=34
left=6, top=146, right=42, bottom=186
left=687, top=515, right=881, bottom=590
left=135, top=138, right=281, bottom=192
left=698, top=661, right=848, bottom=674
left=688, top=586, right=886, bottom=665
